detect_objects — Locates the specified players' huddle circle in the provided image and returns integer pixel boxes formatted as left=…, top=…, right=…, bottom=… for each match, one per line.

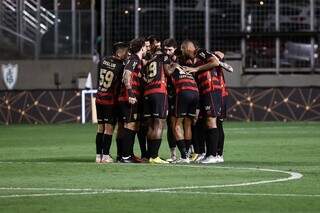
left=94, top=36, right=234, bottom=165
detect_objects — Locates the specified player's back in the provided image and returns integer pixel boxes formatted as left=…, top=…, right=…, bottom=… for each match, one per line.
left=143, top=51, right=170, bottom=95
left=96, top=56, right=124, bottom=105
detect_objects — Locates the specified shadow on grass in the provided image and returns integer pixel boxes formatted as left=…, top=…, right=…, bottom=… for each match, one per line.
left=1, top=157, right=93, bottom=163
left=1, top=158, right=319, bottom=167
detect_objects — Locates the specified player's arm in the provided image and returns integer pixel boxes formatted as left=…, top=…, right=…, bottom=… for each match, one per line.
left=123, top=58, right=138, bottom=104
left=165, top=63, right=181, bottom=75
left=123, top=69, right=137, bottom=104
left=184, top=50, right=233, bottom=73
left=214, top=51, right=224, bottom=60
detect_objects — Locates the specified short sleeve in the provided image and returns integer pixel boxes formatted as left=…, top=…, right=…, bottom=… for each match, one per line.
left=197, top=49, right=214, bottom=62
left=124, top=56, right=139, bottom=72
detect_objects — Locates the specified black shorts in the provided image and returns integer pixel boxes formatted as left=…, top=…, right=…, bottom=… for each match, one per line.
left=143, top=93, right=168, bottom=119
left=95, top=103, right=117, bottom=125
left=174, top=91, right=199, bottom=118
left=199, top=91, right=222, bottom=118
left=119, top=102, right=140, bottom=123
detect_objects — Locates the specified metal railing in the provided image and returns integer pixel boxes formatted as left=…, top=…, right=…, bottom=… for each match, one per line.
left=0, top=0, right=319, bottom=74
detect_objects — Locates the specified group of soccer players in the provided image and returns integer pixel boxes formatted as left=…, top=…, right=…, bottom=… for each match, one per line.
left=94, top=36, right=233, bottom=164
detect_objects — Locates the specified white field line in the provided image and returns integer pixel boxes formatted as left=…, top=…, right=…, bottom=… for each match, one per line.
left=0, top=165, right=303, bottom=199
left=1, top=190, right=320, bottom=199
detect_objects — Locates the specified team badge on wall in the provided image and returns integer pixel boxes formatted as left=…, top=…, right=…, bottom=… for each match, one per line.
left=2, top=64, right=18, bottom=90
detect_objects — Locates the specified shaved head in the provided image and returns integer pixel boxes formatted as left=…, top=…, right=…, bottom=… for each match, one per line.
left=181, top=40, right=197, bottom=58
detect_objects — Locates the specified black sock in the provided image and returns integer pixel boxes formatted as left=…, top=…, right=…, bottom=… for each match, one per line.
left=205, top=128, right=219, bottom=157
left=185, top=139, right=191, bottom=154
left=196, top=120, right=206, bottom=154
left=116, top=136, right=122, bottom=158
left=95, top=133, right=103, bottom=155
left=148, top=139, right=162, bottom=159
left=137, top=125, right=148, bottom=158
left=217, top=119, right=225, bottom=156
left=102, top=134, right=112, bottom=155
left=130, top=129, right=136, bottom=156
left=176, top=140, right=187, bottom=159
left=121, top=128, right=136, bottom=158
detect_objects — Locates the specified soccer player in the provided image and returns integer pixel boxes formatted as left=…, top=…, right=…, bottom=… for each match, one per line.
left=95, top=42, right=129, bottom=163
left=163, top=38, right=199, bottom=163
left=181, top=40, right=233, bottom=164
left=118, top=37, right=147, bottom=163
left=142, top=43, right=170, bottom=164
left=136, top=39, right=153, bottom=161
left=147, top=35, right=162, bottom=53
left=170, top=64, right=199, bottom=163
left=163, top=38, right=178, bottom=162
left=215, top=51, right=230, bottom=163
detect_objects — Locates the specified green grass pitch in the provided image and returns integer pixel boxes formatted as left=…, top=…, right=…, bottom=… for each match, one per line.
left=0, top=122, right=320, bottom=213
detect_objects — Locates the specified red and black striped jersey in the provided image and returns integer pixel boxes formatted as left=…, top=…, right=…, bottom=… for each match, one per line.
left=118, top=54, right=142, bottom=102
left=171, top=67, right=198, bottom=94
left=187, top=48, right=221, bottom=95
left=96, top=56, right=125, bottom=105
left=142, top=51, right=170, bottom=96
left=217, top=67, right=228, bottom=97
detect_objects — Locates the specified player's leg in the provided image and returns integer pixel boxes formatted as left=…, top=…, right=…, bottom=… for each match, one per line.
left=166, top=116, right=177, bottom=162
left=201, top=92, right=221, bottom=164
left=193, top=118, right=206, bottom=163
left=173, top=117, right=188, bottom=161
left=166, top=96, right=177, bottom=162
left=217, top=118, right=225, bottom=163
left=101, top=123, right=114, bottom=163
left=148, top=118, right=167, bottom=162
left=101, top=106, right=116, bottom=163
left=119, top=102, right=139, bottom=163
left=116, top=121, right=124, bottom=161
left=139, top=96, right=151, bottom=160
left=185, top=91, right=199, bottom=161
left=137, top=122, right=148, bottom=159
left=172, top=92, right=189, bottom=162
left=121, top=121, right=138, bottom=163
left=148, top=94, right=168, bottom=164
left=183, top=117, right=192, bottom=158
left=95, top=103, right=105, bottom=163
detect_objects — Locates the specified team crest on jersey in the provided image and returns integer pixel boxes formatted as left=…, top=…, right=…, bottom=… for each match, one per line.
left=2, top=64, right=18, bottom=90
left=132, top=62, right=137, bottom=69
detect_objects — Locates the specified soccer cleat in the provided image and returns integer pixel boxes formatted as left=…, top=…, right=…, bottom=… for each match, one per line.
left=219, top=61, right=234, bottom=73
left=120, top=156, right=135, bottom=163
left=217, top=155, right=224, bottom=163
left=141, top=157, right=150, bottom=163
left=95, top=154, right=102, bottom=163
left=175, top=158, right=190, bottom=164
left=166, top=155, right=177, bottom=163
left=101, top=155, right=113, bottom=163
left=194, top=153, right=206, bottom=163
left=149, top=157, right=169, bottom=164
left=190, top=153, right=199, bottom=162
left=132, top=155, right=144, bottom=163
left=200, top=155, right=219, bottom=164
